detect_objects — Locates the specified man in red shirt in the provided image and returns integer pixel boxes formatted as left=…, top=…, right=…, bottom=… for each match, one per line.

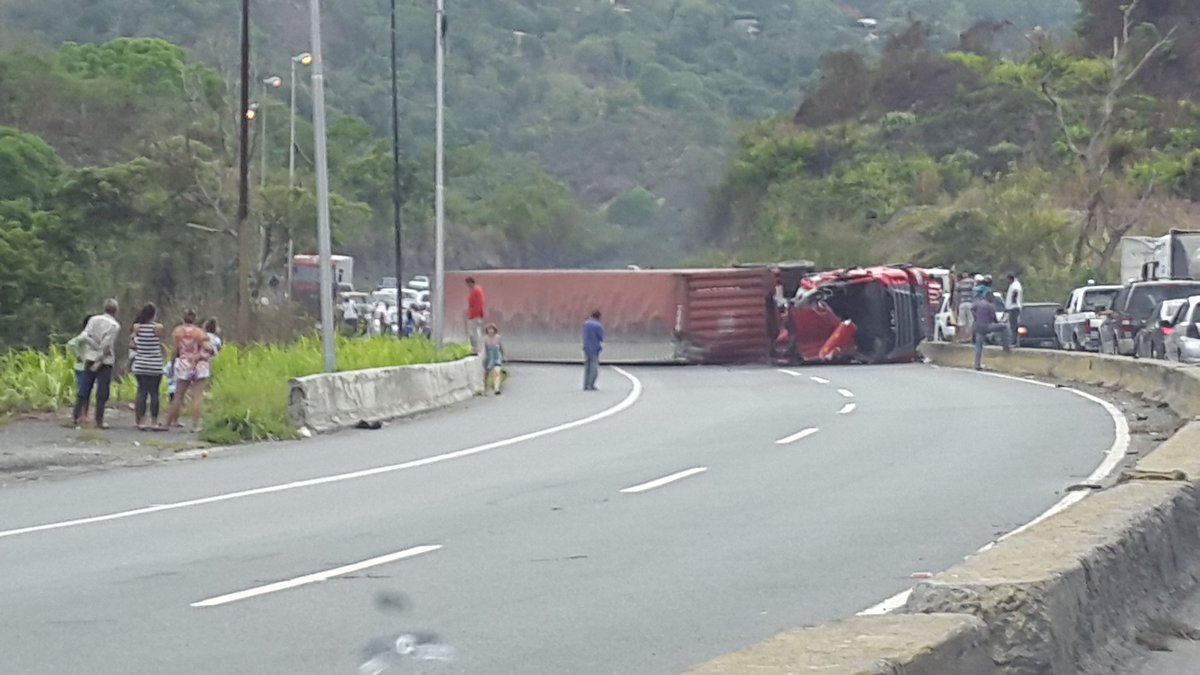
left=466, top=277, right=485, bottom=354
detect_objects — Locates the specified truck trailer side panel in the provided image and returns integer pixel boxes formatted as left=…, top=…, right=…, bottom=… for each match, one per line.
left=444, top=269, right=772, bottom=363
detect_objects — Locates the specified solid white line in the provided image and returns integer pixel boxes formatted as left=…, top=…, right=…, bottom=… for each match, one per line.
left=778, top=369, right=802, bottom=377
left=855, top=367, right=1130, bottom=617
left=619, top=467, right=707, bottom=494
left=837, top=388, right=855, bottom=399
left=0, top=368, right=645, bottom=541
left=857, top=589, right=912, bottom=616
left=191, top=545, right=441, bottom=608
left=837, top=403, right=857, bottom=415
left=775, top=428, right=820, bottom=445
left=809, top=376, right=831, bottom=385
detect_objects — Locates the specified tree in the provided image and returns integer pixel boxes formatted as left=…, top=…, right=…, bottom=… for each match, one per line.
left=1039, top=0, right=1177, bottom=269
left=607, top=187, right=659, bottom=228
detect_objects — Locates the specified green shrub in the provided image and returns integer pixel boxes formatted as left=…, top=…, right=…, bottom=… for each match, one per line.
left=1, top=335, right=468, bottom=444
left=200, top=336, right=469, bottom=444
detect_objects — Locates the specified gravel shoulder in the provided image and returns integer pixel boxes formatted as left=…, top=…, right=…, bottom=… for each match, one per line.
left=0, top=405, right=209, bottom=484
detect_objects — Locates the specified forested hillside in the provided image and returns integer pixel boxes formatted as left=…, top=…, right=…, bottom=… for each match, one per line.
left=705, top=0, right=1200, bottom=300
left=3, top=0, right=1147, bottom=350
left=0, top=0, right=1076, bottom=276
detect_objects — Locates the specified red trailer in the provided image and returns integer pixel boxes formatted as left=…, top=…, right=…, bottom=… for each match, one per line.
left=443, top=265, right=936, bottom=365
left=444, top=269, right=774, bottom=363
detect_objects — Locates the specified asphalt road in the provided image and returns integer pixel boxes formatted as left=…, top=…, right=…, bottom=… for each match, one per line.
left=0, top=363, right=1116, bottom=674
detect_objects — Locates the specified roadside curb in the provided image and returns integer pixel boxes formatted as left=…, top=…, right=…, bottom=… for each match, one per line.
left=287, top=356, right=484, bottom=434
left=686, top=345, right=1200, bottom=674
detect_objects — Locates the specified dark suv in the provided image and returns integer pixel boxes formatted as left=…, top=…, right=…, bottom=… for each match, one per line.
left=1099, top=280, right=1200, bottom=355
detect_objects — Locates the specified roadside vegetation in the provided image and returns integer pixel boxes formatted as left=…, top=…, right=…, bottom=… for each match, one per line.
left=0, top=337, right=468, bottom=444
left=202, top=336, right=468, bottom=444
left=703, top=1, right=1200, bottom=301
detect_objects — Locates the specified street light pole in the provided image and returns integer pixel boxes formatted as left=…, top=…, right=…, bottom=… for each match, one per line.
left=433, top=0, right=446, bottom=348
left=237, top=0, right=252, bottom=340
left=309, top=0, right=336, bottom=372
left=287, top=53, right=311, bottom=300
left=390, top=0, right=404, bottom=322
left=260, top=76, right=281, bottom=189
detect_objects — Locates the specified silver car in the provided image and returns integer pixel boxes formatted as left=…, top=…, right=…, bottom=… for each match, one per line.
left=1164, top=295, right=1200, bottom=364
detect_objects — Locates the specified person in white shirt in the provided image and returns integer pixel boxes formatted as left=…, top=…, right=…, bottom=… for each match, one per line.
left=1006, top=273, right=1024, bottom=348
left=73, top=298, right=121, bottom=428
left=342, top=298, right=360, bottom=335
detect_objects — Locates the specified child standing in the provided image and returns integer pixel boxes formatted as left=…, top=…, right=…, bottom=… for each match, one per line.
left=483, top=324, right=505, bottom=395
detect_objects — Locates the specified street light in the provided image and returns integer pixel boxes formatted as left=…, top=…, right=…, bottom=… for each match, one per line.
left=260, top=76, right=282, bottom=188
left=390, top=0, right=404, bottom=332
left=286, top=52, right=313, bottom=299
left=433, top=0, right=446, bottom=348
left=289, top=52, right=312, bottom=190
left=245, top=104, right=259, bottom=121
left=309, top=0, right=336, bottom=372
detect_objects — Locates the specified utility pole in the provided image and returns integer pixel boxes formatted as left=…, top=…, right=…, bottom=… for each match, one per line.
left=433, top=0, right=446, bottom=348
left=237, top=0, right=252, bottom=339
left=391, top=0, right=404, bottom=321
left=310, top=0, right=336, bottom=372
left=287, top=52, right=312, bottom=300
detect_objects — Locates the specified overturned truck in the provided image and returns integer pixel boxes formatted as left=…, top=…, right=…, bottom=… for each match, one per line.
left=444, top=265, right=938, bottom=365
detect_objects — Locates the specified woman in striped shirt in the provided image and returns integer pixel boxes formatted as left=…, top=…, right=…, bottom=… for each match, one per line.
left=130, top=303, right=166, bottom=430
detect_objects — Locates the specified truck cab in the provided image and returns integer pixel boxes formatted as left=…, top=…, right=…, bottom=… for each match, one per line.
left=1054, top=284, right=1120, bottom=351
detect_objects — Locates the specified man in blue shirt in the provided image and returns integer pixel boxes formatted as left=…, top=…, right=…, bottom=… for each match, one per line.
left=972, top=289, right=1011, bottom=370
left=582, top=310, right=604, bottom=391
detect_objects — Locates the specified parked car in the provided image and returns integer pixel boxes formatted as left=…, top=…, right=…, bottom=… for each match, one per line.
left=934, top=291, right=1007, bottom=342
left=1054, top=284, right=1120, bottom=351
left=1098, top=280, right=1200, bottom=356
left=376, top=276, right=398, bottom=291
left=1014, top=303, right=1061, bottom=348
left=409, top=275, right=431, bottom=291
left=1164, top=295, right=1200, bottom=364
left=1134, top=298, right=1187, bottom=359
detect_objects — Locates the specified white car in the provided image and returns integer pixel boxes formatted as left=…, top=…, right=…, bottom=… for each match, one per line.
left=1164, top=295, right=1200, bottom=364
left=934, top=292, right=1007, bottom=342
left=408, top=275, right=430, bottom=291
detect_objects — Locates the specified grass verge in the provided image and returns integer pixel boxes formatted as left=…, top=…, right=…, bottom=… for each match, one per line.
left=2, top=336, right=468, bottom=445
left=199, top=335, right=469, bottom=445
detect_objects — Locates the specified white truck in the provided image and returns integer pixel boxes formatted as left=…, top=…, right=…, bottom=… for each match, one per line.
left=1120, top=230, right=1200, bottom=283
left=1053, top=284, right=1121, bottom=351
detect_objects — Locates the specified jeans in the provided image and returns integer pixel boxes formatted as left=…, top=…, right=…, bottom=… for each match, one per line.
left=1007, top=308, right=1021, bottom=347
left=467, top=318, right=484, bottom=354
left=583, top=352, right=600, bottom=390
left=135, top=373, right=163, bottom=421
left=73, top=364, right=112, bottom=425
left=973, top=324, right=1012, bottom=369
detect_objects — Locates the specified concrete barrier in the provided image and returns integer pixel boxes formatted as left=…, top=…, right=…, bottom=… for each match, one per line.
left=688, top=345, right=1200, bottom=675
left=921, top=343, right=1200, bottom=419
left=287, top=357, right=482, bottom=433
left=686, top=614, right=997, bottom=675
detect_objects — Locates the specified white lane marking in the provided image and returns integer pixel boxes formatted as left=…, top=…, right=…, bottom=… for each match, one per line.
left=775, top=428, right=820, bottom=445
left=857, top=589, right=912, bottom=616
left=619, top=467, right=707, bottom=494
left=837, top=403, right=857, bottom=415
left=856, top=368, right=1130, bottom=617
left=837, top=388, right=855, bottom=399
left=778, top=369, right=802, bottom=377
left=191, top=545, right=441, bottom=608
left=0, top=368, right=644, bottom=541
left=809, top=376, right=831, bottom=385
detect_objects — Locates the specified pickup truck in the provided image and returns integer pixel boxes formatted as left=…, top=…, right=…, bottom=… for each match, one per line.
left=1053, top=284, right=1120, bottom=351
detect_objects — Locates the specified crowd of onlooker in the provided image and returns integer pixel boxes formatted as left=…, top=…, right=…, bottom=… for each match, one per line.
left=67, top=299, right=222, bottom=432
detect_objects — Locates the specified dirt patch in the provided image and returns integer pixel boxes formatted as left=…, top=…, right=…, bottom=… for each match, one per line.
left=0, top=404, right=210, bottom=484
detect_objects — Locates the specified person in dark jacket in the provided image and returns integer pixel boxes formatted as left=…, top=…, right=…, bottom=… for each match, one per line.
left=972, top=290, right=1011, bottom=370
left=582, top=310, right=604, bottom=391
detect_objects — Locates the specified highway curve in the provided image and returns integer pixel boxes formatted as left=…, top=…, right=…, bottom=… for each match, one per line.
left=0, top=363, right=1116, bottom=674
